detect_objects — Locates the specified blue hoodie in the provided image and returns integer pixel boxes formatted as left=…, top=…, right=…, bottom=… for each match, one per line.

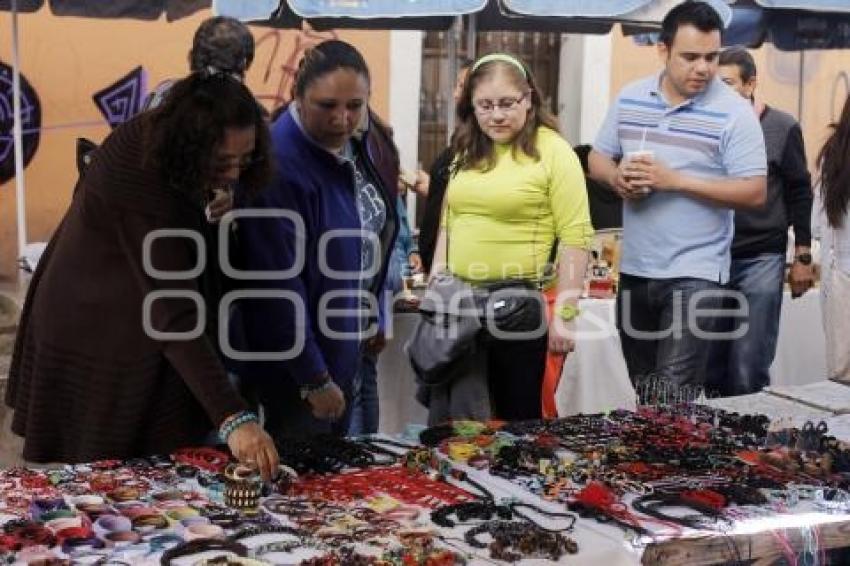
left=231, top=108, right=398, bottom=392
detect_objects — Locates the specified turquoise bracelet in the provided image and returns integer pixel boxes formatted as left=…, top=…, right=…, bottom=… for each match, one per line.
left=219, top=410, right=250, bottom=437
left=220, top=412, right=258, bottom=442
left=218, top=411, right=259, bottom=443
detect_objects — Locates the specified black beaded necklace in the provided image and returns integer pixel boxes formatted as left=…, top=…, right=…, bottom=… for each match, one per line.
left=464, top=520, right=578, bottom=562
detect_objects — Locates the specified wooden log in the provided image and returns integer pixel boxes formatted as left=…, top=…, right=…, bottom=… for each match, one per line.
left=642, top=518, right=850, bottom=565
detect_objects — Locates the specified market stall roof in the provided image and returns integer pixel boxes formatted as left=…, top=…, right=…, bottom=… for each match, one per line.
left=748, top=0, right=850, bottom=10
left=0, top=0, right=41, bottom=12
left=247, top=0, right=732, bottom=32
left=0, top=0, right=210, bottom=20
left=3, top=0, right=849, bottom=29
left=724, top=0, right=850, bottom=50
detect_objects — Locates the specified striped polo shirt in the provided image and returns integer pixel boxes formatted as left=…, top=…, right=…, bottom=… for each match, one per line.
left=594, top=72, right=766, bottom=284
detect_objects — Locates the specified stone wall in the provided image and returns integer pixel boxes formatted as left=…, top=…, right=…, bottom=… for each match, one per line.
left=0, top=291, right=25, bottom=467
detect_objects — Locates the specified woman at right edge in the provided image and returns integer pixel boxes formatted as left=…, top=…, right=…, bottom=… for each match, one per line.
left=816, top=93, right=850, bottom=382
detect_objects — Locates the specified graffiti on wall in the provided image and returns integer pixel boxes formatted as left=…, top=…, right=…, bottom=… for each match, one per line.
left=252, top=26, right=339, bottom=113
left=2, top=23, right=350, bottom=184
left=1, top=63, right=146, bottom=184
left=0, top=61, right=41, bottom=185
left=93, top=66, right=146, bottom=129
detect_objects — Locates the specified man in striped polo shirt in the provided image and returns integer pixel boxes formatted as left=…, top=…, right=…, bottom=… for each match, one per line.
left=589, top=1, right=767, bottom=390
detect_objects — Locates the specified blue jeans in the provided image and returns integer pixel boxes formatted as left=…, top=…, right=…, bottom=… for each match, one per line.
left=617, top=274, right=724, bottom=388
left=707, top=254, right=785, bottom=396
left=348, top=352, right=379, bottom=435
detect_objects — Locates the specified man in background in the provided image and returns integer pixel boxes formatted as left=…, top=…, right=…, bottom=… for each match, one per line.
left=142, top=15, right=255, bottom=110
left=709, top=47, right=814, bottom=396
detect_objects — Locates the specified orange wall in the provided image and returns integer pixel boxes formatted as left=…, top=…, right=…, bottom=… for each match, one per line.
left=609, top=26, right=850, bottom=176
left=0, top=10, right=390, bottom=280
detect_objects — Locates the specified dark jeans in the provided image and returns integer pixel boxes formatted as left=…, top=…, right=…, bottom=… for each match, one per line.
left=485, top=333, right=547, bottom=420
left=348, top=352, right=379, bottom=435
left=616, top=274, right=724, bottom=388
left=706, top=254, right=785, bottom=396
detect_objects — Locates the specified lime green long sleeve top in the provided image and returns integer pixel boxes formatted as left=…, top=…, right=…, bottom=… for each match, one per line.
left=445, top=127, right=593, bottom=282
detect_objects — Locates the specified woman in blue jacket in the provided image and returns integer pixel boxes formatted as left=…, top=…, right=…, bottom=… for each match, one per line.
left=232, top=40, right=398, bottom=438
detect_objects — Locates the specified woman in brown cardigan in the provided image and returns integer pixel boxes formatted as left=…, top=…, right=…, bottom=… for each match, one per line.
left=6, top=71, right=279, bottom=479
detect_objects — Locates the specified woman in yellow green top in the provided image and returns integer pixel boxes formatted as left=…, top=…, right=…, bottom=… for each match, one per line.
left=432, top=53, right=593, bottom=420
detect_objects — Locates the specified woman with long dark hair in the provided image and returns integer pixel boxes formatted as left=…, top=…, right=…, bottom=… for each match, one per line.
left=816, top=94, right=850, bottom=381
left=6, top=71, right=279, bottom=477
left=429, top=53, right=592, bottom=421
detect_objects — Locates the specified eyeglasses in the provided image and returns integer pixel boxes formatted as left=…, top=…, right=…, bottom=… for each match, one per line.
left=472, top=92, right=530, bottom=115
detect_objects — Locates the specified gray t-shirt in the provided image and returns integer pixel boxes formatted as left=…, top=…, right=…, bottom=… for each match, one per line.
left=341, top=143, right=387, bottom=316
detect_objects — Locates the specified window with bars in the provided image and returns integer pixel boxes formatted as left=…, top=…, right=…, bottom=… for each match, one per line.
left=416, top=29, right=561, bottom=226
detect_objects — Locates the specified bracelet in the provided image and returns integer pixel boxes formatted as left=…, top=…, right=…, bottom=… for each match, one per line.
left=183, top=523, right=225, bottom=541
left=251, top=540, right=303, bottom=557
left=69, top=494, right=105, bottom=508
left=92, top=514, right=132, bottom=537
left=230, top=524, right=308, bottom=542
left=39, top=509, right=77, bottom=522
left=74, top=503, right=113, bottom=520
left=160, top=538, right=248, bottom=565
left=222, top=463, right=263, bottom=512
left=194, top=557, right=268, bottom=566
left=165, top=507, right=200, bottom=522
left=172, top=447, right=230, bottom=473
left=61, top=535, right=104, bottom=555
left=219, top=411, right=244, bottom=429
left=145, top=533, right=185, bottom=553
left=44, top=516, right=85, bottom=533
left=108, top=486, right=143, bottom=502
left=103, top=530, right=141, bottom=546
left=555, top=304, right=580, bottom=322
left=219, top=411, right=259, bottom=444
left=29, top=498, right=68, bottom=522
left=15, top=545, right=56, bottom=563
left=130, top=513, right=169, bottom=531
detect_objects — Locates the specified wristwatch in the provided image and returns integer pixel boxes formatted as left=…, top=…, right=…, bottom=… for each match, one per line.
left=300, top=372, right=332, bottom=400
left=795, top=252, right=813, bottom=266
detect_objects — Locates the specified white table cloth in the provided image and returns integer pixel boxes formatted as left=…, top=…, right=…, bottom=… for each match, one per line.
left=557, top=289, right=827, bottom=417
left=378, top=290, right=827, bottom=435
left=702, top=392, right=832, bottom=428
left=763, top=380, right=850, bottom=415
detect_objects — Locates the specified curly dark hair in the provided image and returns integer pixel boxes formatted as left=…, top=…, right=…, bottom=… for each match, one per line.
left=817, top=94, right=850, bottom=229
left=143, top=72, right=271, bottom=200
left=452, top=54, right=559, bottom=173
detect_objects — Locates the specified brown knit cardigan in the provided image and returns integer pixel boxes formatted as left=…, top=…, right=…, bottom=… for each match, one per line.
left=6, top=117, right=249, bottom=463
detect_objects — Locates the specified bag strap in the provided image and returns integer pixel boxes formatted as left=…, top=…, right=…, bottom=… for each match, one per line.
left=530, top=186, right=560, bottom=290
left=542, top=238, right=560, bottom=289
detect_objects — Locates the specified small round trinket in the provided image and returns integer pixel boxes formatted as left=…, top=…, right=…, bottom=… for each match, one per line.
left=223, top=464, right=262, bottom=513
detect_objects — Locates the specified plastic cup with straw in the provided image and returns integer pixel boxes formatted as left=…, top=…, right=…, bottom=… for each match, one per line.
left=625, top=128, right=653, bottom=195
